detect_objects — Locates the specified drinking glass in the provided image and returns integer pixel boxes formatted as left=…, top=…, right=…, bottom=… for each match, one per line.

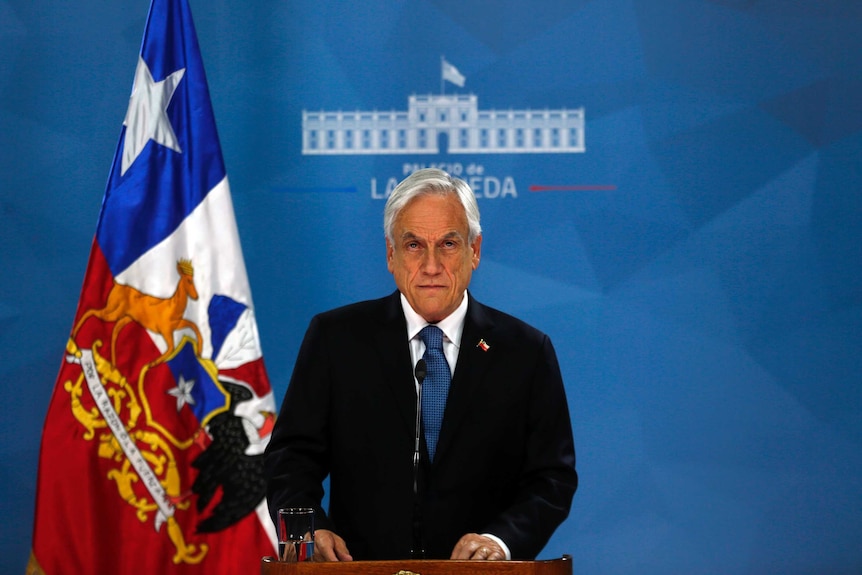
left=278, top=507, right=315, bottom=562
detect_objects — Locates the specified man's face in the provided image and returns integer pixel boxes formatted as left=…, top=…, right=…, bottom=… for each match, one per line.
left=387, top=193, right=482, bottom=324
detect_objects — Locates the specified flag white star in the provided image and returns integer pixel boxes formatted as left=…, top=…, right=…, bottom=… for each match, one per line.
left=121, top=56, right=186, bottom=175
left=167, top=375, right=197, bottom=412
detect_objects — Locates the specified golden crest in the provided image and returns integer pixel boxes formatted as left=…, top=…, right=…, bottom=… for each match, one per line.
left=65, top=260, right=213, bottom=565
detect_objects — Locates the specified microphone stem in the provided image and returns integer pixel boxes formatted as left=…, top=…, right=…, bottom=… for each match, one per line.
left=412, top=360, right=426, bottom=558
left=414, top=380, right=422, bottom=495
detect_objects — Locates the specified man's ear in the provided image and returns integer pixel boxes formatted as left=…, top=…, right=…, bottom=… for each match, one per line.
left=470, top=235, right=482, bottom=269
left=386, top=239, right=395, bottom=272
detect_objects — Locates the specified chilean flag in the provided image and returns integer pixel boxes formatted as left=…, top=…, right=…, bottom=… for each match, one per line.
left=28, top=0, right=278, bottom=573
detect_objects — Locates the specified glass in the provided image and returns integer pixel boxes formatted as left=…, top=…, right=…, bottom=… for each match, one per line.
left=278, top=507, right=315, bottom=562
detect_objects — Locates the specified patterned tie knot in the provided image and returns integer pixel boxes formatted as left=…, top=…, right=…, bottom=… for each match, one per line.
left=419, top=325, right=444, bottom=351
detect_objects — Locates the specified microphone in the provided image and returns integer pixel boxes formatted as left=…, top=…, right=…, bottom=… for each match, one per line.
left=414, top=358, right=427, bottom=385
left=411, top=359, right=426, bottom=559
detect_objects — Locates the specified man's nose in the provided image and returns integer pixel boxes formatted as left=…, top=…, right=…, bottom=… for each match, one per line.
left=421, top=248, right=442, bottom=273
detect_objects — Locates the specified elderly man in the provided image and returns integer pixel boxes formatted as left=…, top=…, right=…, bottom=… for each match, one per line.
left=265, top=168, right=577, bottom=561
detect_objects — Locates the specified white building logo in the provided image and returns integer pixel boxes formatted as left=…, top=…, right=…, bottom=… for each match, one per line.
left=302, top=58, right=585, bottom=156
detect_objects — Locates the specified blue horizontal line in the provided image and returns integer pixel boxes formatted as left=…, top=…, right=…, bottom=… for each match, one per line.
left=273, top=186, right=358, bottom=193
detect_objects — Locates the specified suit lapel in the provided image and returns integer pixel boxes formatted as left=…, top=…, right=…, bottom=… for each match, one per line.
left=372, top=291, right=417, bottom=438
left=435, top=293, right=495, bottom=461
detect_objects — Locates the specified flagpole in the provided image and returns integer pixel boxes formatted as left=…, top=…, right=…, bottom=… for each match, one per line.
left=440, top=55, right=445, bottom=95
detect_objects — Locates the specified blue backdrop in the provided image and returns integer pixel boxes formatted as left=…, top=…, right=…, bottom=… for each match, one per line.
left=2, top=1, right=861, bottom=573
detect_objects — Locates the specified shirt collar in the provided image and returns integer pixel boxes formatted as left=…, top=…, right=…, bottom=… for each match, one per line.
left=400, top=291, right=469, bottom=349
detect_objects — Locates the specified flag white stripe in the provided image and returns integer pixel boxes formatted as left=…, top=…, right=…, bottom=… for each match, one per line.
left=116, top=178, right=257, bottom=362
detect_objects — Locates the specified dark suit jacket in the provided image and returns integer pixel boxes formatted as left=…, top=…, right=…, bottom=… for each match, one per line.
left=264, top=291, right=577, bottom=560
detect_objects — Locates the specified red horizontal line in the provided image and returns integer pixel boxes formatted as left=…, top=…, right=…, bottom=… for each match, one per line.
left=529, top=185, right=617, bottom=192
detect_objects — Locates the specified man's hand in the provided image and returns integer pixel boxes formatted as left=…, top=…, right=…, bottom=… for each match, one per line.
left=450, top=533, right=506, bottom=560
left=313, top=529, right=353, bottom=562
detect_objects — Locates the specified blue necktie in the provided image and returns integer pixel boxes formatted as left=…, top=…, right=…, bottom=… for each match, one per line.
left=419, top=325, right=450, bottom=462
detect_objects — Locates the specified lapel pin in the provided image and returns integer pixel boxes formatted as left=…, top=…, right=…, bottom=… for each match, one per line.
left=477, top=339, right=490, bottom=352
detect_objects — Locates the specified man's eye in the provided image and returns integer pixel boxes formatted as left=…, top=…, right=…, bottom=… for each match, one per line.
left=406, top=242, right=420, bottom=250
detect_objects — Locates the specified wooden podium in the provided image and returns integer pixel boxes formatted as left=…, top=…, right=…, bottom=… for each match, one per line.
left=261, top=556, right=572, bottom=575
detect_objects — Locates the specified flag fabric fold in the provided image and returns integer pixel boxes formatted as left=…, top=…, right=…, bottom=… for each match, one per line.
left=28, top=0, right=277, bottom=573
left=441, top=57, right=466, bottom=88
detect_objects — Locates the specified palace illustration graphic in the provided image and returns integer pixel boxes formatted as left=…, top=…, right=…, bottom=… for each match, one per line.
left=302, top=93, right=585, bottom=156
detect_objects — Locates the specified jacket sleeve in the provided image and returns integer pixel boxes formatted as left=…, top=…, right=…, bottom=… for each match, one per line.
left=263, top=314, right=337, bottom=532
left=483, top=333, right=578, bottom=559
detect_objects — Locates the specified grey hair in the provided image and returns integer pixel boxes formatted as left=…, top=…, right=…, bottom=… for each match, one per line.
left=383, top=168, right=482, bottom=244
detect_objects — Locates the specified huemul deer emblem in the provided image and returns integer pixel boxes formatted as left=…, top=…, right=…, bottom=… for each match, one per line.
left=73, top=259, right=203, bottom=366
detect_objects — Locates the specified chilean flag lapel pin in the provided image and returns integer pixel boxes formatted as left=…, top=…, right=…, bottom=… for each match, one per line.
left=477, top=339, right=490, bottom=352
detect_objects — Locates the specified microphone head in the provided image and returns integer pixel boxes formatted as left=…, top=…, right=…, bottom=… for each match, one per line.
left=414, top=359, right=427, bottom=383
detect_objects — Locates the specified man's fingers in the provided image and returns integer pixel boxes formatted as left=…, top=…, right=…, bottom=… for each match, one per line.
left=313, top=529, right=353, bottom=562
left=450, top=533, right=505, bottom=561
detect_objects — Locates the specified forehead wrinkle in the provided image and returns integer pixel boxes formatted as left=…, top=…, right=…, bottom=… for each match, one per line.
left=399, top=230, right=463, bottom=242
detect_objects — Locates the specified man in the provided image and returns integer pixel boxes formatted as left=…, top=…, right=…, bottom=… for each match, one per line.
left=265, top=168, right=577, bottom=561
